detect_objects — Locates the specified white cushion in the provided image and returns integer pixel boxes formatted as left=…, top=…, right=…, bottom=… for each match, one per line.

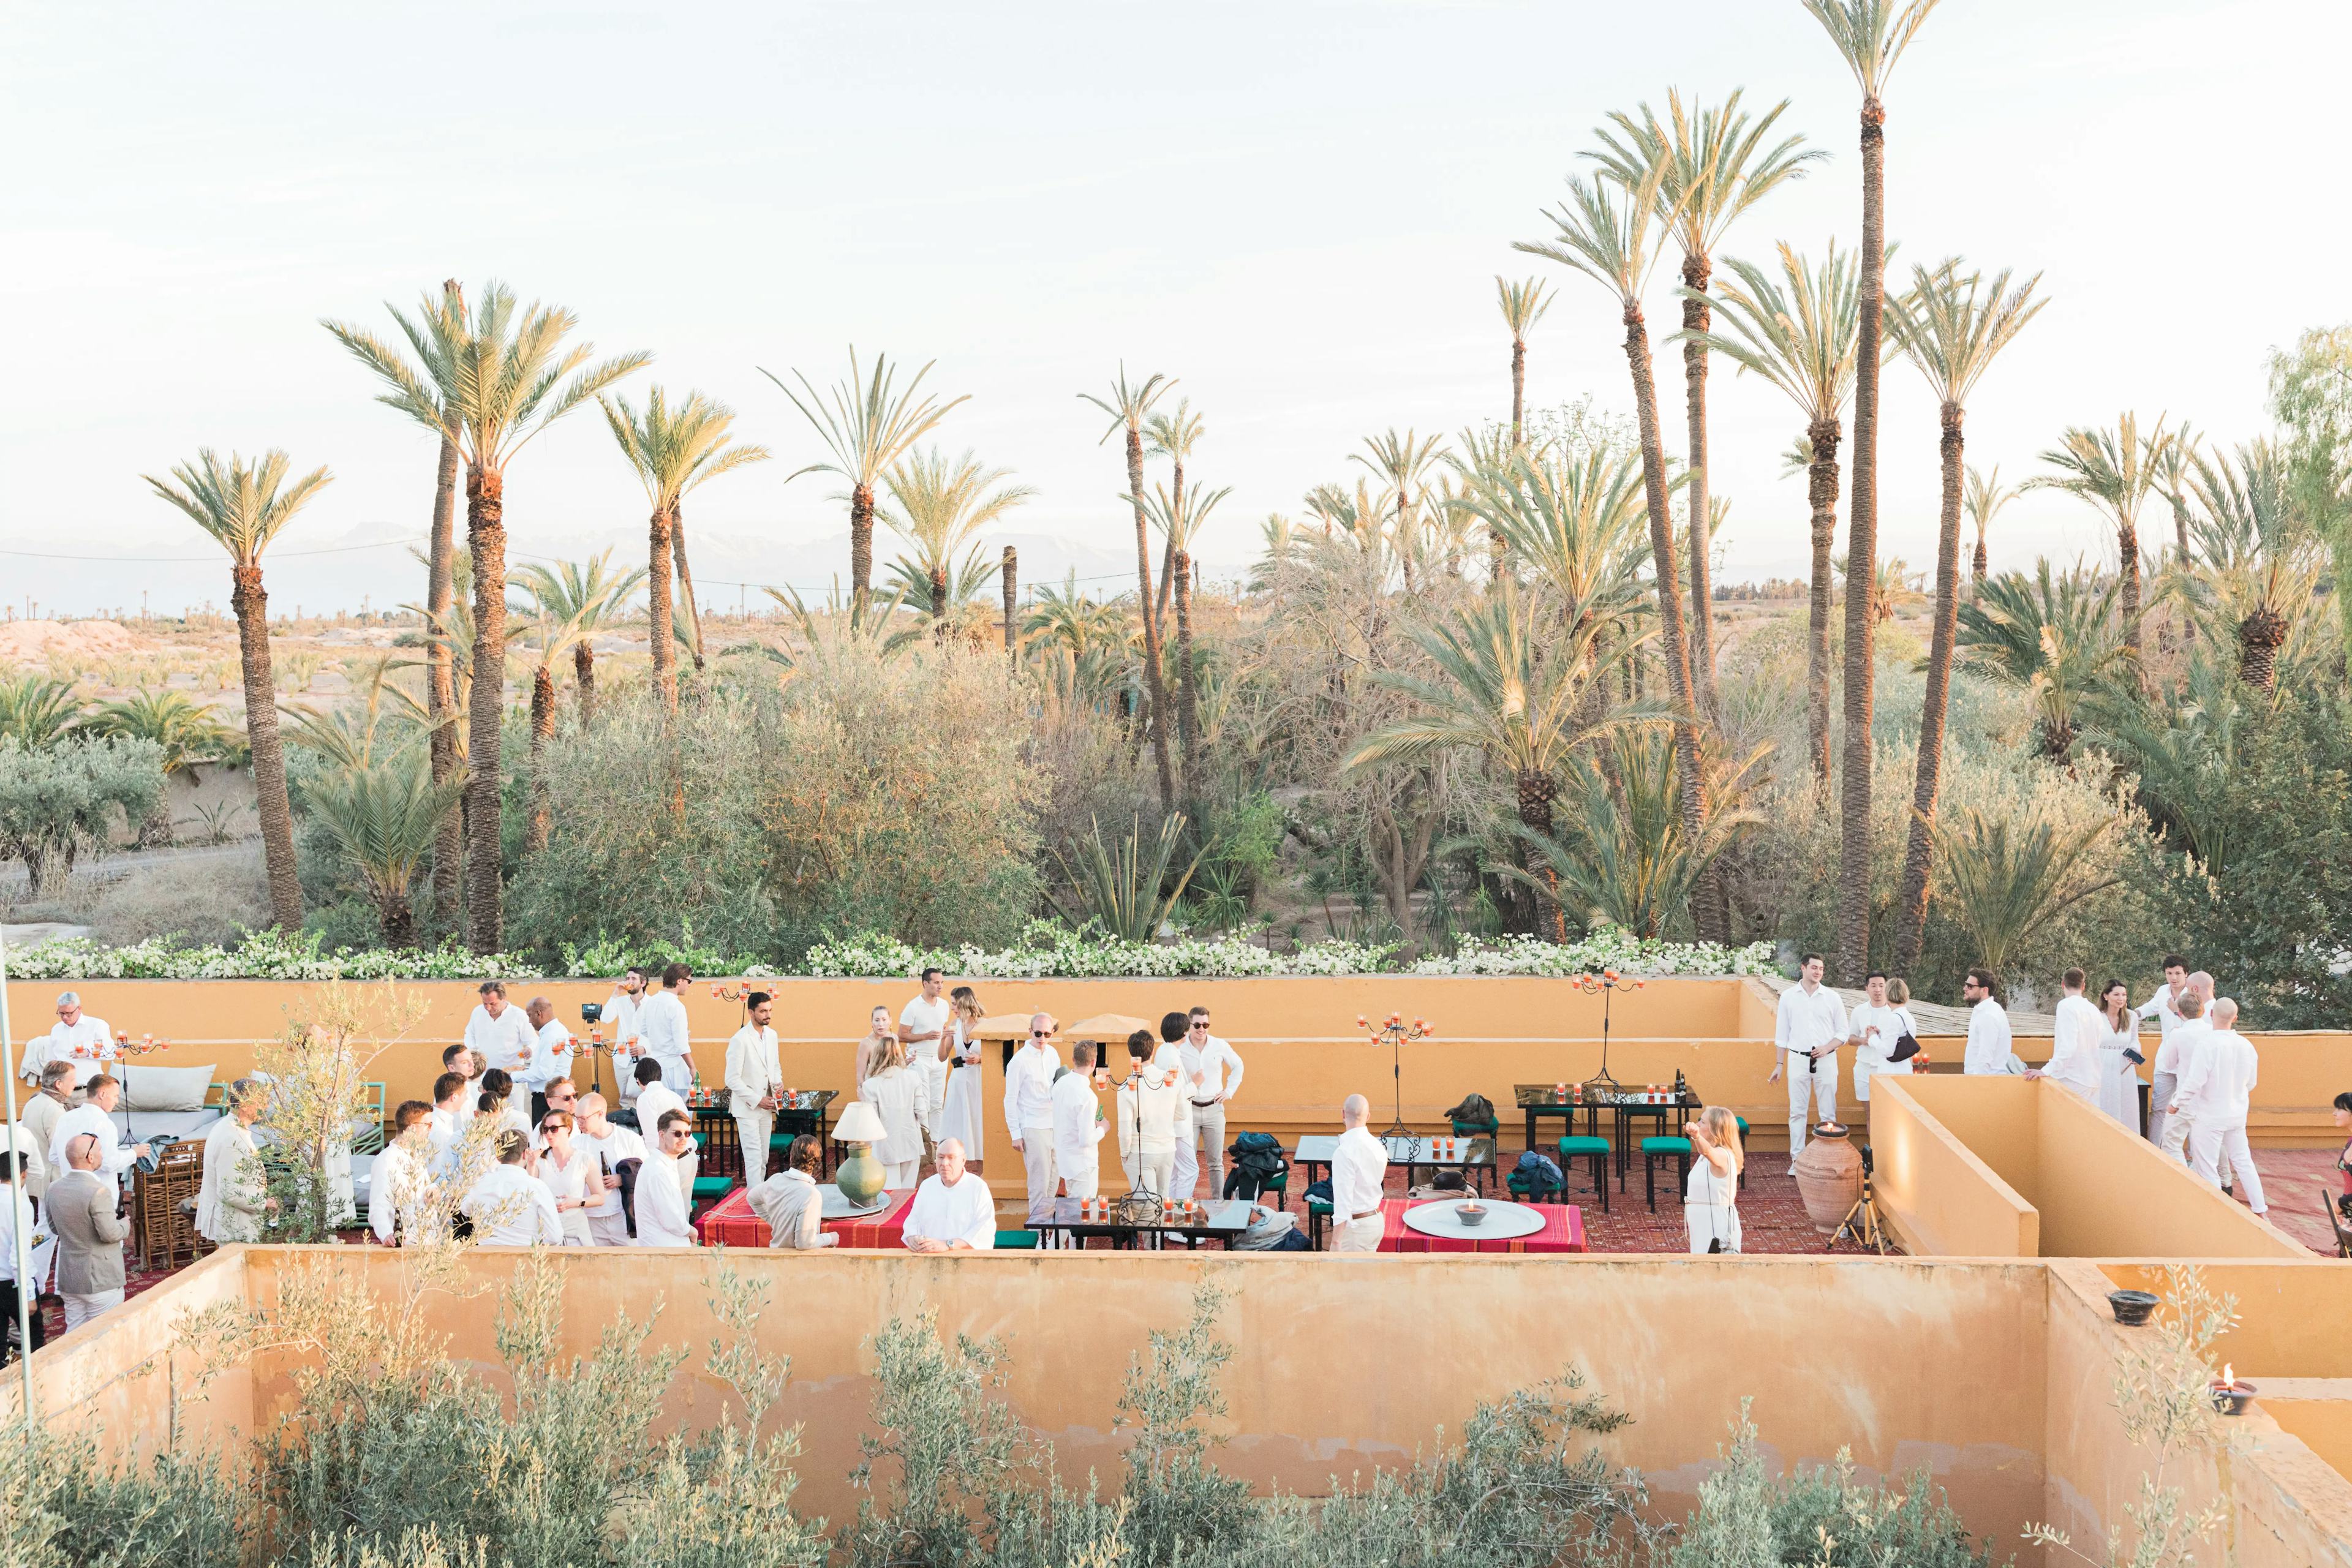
left=121, top=1063, right=214, bottom=1112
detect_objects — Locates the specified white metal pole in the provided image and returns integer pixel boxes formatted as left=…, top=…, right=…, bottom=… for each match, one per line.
left=0, top=921, right=38, bottom=1431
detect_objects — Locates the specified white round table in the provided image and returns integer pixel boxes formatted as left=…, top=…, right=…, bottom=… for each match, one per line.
left=1400, top=1197, right=1546, bottom=1242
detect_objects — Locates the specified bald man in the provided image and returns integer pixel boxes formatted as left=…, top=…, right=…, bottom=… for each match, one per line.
left=1329, top=1094, right=1388, bottom=1254
left=49, top=1133, right=129, bottom=1329
left=2173, top=996, right=2263, bottom=1211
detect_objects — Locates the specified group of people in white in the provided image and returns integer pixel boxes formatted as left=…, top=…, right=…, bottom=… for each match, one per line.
left=1774, top=951, right=2269, bottom=1215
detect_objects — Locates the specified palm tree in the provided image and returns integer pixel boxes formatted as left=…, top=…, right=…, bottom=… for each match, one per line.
left=82, top=689, right=235, bottom=846
left=0, top=677, right=86, bottom=749
left=600, top=387, right=769, bottom=709
left=1343, top=582, right=1629, bottom=941
left=1964, top=464, right=2018, bottom=588
left=879, top=447, right=1036, bottom=636
left=1513, top=157, right=1721, bottom=941
left=2153, top=422, right=2203, bottom=564
left=1080, top=366, right=1178, bottom=807
left=1883, top=260, right=2048, bottom=970
left=1495, top=276, right=1554, bottom=449
left=423, top=279, right=466, bottom=921
left=1591, top=89, right=1820, bottom=719
left=323, top=283, right=648, bottom=953
left=1457, top=448, right=1654, bottom=701
left=1144, top=399, right=1205, bottom=629
left=301, top=757, right=466, bottom=946
left=1686, top=241, right=1860, bottom=788
left=512, top=550, right=644, bottom=732
left=1144, top=478, right=1232, bottom=794
left=1800, top=0, right=1942, bottom=979
left=1930, top=804, right=2119, bottom=982
left=2190, top=439, right=2321, bottom=692
left=1956, top=564, right=2127, bottom=758
left=2030, top=412, right=2174, bottom=663
left=767, top=349, right=965, bottom=625
left=1351, top=429, right=1447, bottom=594
left=142, top=449, right=331, bottom=930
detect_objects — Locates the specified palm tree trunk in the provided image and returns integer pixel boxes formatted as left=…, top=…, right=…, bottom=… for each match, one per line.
left=1516, top=772, right=1567, bottom=943
left=1836, top=97, right=1889, bottom=983
left=1510, top=334, right=1528, bottom=443
left=930, top=564, right=950, bottom=645
left=378, top=887, right=415, bottom=949
left=1127, top=426, right=1178, bottom=809
left=671, top=504, right=707, bottom=673
left=526, top=664, right=556, bottom=856
left=1619, top=300, right=1719, bottom=943
left=573, top=641, right=596, bottom=730
left=1681, top=255, right=1720, bottom=721
left=463, top=467, right=508, bottom=954
left=1972, top=537, right=1988, bottom=587
left=1893, top=402, right=1968, bottom=970
left=426, top=361, right=462, bottom=927
left=1806, top=419, right=1843, bottom=790
left=647, top=506, right=678, bottom=714
left=2239, top=610, right=2286, bottom=692
left=2119, top=525, right=2143, bottom=659
left=850, top=482, right=876, bottom=625
left=1174, top=548, right=1201, bottom=805
left=1001, top=546, right=1018, bottom=668
left=1155, top=458, right=1183, bottom=631
left=232, top=563, right=303, bottom=932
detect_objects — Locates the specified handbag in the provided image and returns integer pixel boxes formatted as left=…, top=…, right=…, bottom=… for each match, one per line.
left=1888, top=1033, right=1921, bottom=1064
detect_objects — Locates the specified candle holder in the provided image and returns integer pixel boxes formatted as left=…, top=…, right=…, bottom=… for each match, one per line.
left=2210, top=1367, right=2256, bottom=1415
left=1358, top=1011, right=1436, bottom=1139
left=710, top=982, right=748, bottom=1003
left=1569, top=971, right=1644, bottom=1091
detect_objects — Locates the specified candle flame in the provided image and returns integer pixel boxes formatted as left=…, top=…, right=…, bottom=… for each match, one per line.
left=2223, top=1363, right=2234, bottom=1387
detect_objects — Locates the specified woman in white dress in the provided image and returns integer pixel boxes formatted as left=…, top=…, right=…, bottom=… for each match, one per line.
left=1683, top=1105, right=1744, bottom=1254
left=535, top=1111, right=607, bottom=1246
left=861, top=1039, right=931, bottom=1191
left=853, top=1007, right=894, bottom=1095
left=937, top=987, right=987, bottom=1172
left=2095, top=979, right=2144, bottom=1133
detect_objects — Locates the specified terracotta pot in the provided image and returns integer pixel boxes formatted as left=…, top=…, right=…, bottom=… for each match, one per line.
left=1789, top=1125, right=1863, bottom=1233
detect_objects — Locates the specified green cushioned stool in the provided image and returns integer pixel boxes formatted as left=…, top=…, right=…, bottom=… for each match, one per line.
left=995, top=1229, right=1039, bottom=1250
left=692, top=1174, right=736, bottom=1202
left=1256, top=1165, right=1289, bottom=1210
left=1640, top=1135, right=1692, bottom=1213
left=1306, top=1196, right=1333, bottom=1251
left=1558, top=1134, right=1611, bottom=1213
left=1735, top=1118, right=1750, bottom=1191
left=1450, top=1112, right=1501, bottom=1139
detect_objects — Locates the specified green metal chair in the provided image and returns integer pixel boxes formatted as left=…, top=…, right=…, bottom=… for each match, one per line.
left=1557, top=1134, right=1611, bottom=1213
left=1735, top=1117, right=1750, bottom=1191
left=995, top=1229, right=1040, bottom=1250
left=1306, top=1196, right=1333, bottom=1251
left=351, top=1082, right=388, bottom=1154
left=1641, top=1136, right=1692, bottom=1213
left=1254, top=1164, right=1289, bottom=1210
left=1449, top=1108, right=1501, bottom=1140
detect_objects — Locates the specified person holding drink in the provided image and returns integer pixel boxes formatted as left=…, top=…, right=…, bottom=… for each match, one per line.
left=726, top=991, right=785, bottom=1185
left=1683, top=1106, right=1744, bottom=1254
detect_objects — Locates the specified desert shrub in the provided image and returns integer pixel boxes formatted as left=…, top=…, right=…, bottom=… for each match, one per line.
left=0, top=734, right=165, bottom=896
left=86, top=851, right=271, bottom=947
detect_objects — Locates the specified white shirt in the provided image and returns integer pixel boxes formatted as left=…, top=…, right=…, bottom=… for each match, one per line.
left=518, top=1019, right=575, bottom=1093
left=635, top=1081, right=689, bottom=1144
left=1148, top=1042, right=1194, bottom=1139
left=1849, top=1002, right=1917, bottom=1084
left=1004, top=1041, right=1060, bottom=1138
left=579, top=1125, right=645, bottom=1219
left=724, top=1024, right=782, bottom=1110
left=601, top=989, right=646, bottom=1054
left=2136, top=986, right=2190, bottom=1039
left=1050, top=1068, right=1104, bottom=1180
left=0, top=1185, right=37, bottom=1285
left=862, top=1065, right=930, bottom=1166
left=20, top=1092, right=72, bottom=1200
left=2044, top=995, right=2107, bottom=1102
left=640, top=990, right=693, bottom=1064
left=748, top=1167, right=825, bottom=1248
left=1331, top=1125, right=1388, bottom=1223
left=633, top=1152, right=697, bottom=1246
left=1776, top=984, right=1849, bottom=1061
left=194, top=1115, right=265, bottom=1244
left=1180, top=1035, right=1246, bottom=1104
left=1964, top=998, right=2026, bottom=1076
left=1117, top=1064, right=1183, bottom=1158
left=900, top=995, right=951, bottom=1049
left=464, top=1004, right=537, bottom=1079
left=23, top=1014, right=113, bottom=1081
left=2155, top=1015, right=2211, bottom=1080
left=903, top=1171, right=996, bottom=1250
left=2173, top=1028, right=2258, bottom=1128
left=370, top=1139, right=437, bottom=1245
left=463, top=1162, right=562, bottom=1245
left=48, top=1102, right=137, bottom=1197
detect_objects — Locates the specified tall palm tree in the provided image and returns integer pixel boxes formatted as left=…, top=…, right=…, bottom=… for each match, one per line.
left=1080, top=366, right=1178, bottom=807
left=423, top=279, right=466, bottom=921
left=1344, top=582, right=1629, bottom=941
left=323, top=283, right=647, bottom=953
left=1883, top=260, right=2047, bottom=969
left=1144, top=478, right=1232, bottom=796
left=2030, top=412, right=2174, bottom=662
left=879, top=447, right=1036, bottom=635
left=600, top=388, right=769, bottom=711
left=1687, top=241, right=1860, bottom=788
left=1964, top=464, right=2018, bottom=587
left=143, top=449, right=331, bottom=930
left=767, top=349, right=965, bottom=625
left=2190, top=439, right=2321, bottom=692
left=1592, top=89, right=1820, bottom=719
left=301, top=756, right=467, bottom=946
left=1351, top=429, right=1448, bottom=594
left=512, top=549, right=645, bottom=732
left=1495, top=276, right=1554, bottom=449
left=1514, top=158, right=1722, bottom=941
left=2154, top=422, right=2203, bottom=564
left=1144, top=399, right=1205, bottom=630
left=1800, top=0, right=1942, bottom=979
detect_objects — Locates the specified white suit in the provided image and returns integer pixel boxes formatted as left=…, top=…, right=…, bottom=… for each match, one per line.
left=724, top=1022, right=782, bottom=1186
left=862, top=1063, right=931, bottom=1191
left=2173, top=1027, right=2263, bottom=1211
left=1775, top=983, right=1847, bottom=1154
left=1004, top=1040, right=1060, bottom=1224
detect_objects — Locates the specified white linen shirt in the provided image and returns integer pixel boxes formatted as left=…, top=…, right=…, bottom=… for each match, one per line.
left=579, top=1125, right=645, bottom=1223
left=519, top=1019, right=575, bottom=1093
left=1330, top=1125, right=1389, bottom=1222
left=1849, top=1002, right=1917, bottom=1095
left=862, top=1065, right=930, bottom=1166
left=2136, top=986, right=2190, bottom=1039
left=48, top=1102, right=137, bottom=1197
left=462, top=1162, right=562, bottom=1246
left=1148, top=1042, right=1195, bottom=1141
left=903, top=1172, right=996, bottom=1250
left=464, top=1004, right=537, bottom=1079
left=724, top=1024, right=782, bottom=1109
left=635, top=1082, right=689, bottom=1142
left=1964, top=998, right=2026, bottom=1075
left=1117, top=1065, right=1183, bottom=1158
left=2173, top=1028, right=2258, bottom=1128
left=369, top=1139, right=435, bottom=1245
left=899, top=995, right=951, bottom=1047
left=1180, top=1035, right=1247, bottom=1104
left=601, top=990, right=646, bottom=1055
left=639, top=990, right=693, bottom=1068
left=1004, top=1041, right=1060, bottom=1138
left=1776, top=984, right=1849, bottom=1061
left=1050, top=1068, right=1104, bottom=1182
left=2044, top=995, right=2107, bottom=1102
left=2154, top=1016, right=2212, bottom=1081
left=633, top=1152, right=697, bottom=1246
left=22, top=1014, right=112, bottom=1082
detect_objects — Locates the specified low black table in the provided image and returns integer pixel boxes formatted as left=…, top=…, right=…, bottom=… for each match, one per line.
left=1292, top=1134, right=1494, bottom=1196
left=1515, top=1084, right=1697, bottom=1189
left=1028, top=1196, right=1256, bottom=1250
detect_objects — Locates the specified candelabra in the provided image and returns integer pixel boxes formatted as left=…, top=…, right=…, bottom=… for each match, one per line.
left=1569, top=971, right=1643, bottom=1092
left=1357, top=1011, right=1435, bottom=1138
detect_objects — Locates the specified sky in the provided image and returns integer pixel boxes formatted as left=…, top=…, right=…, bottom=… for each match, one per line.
left=4, top=0, right=2348, bottom=617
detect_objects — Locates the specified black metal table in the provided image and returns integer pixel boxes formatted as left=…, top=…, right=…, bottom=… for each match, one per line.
left=1028, top=1196, right=1255, bottom=1250
left=1292, top=1134, right=1494, bottom=1197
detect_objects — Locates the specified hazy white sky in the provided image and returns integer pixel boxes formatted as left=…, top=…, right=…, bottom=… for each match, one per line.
left=5, top=0, right=2346, bottom=615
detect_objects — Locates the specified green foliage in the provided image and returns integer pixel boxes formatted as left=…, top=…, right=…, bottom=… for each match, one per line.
left=0, top=675, right=88, bottom=748
left=1929, top=803, right=2120, bottom=981
left=0, top=733, right=165, bottom=897
left=1054, top=812, right=1204, bottom=942
left=843, top=1310, right=1027, bottom=1568
left=297, top=756, right=466, bottom=943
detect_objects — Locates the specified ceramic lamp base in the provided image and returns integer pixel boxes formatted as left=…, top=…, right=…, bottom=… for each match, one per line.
left=837, top=1143, right=887, bottom=1205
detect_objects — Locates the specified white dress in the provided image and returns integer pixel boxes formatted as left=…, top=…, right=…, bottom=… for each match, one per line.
left=2098, top=1018, right=2144, bottom=1133
left=863, top=1064, right=930, bottom=1185
left=1685, top=1150, right=1741, bottom=1254
left=538, top=1145, right=598, bottom=1245
left=937, top=1018, right=986, bottom=1160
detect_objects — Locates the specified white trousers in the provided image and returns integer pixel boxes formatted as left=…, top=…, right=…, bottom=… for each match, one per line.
left=1787, top=1057, right=1838, bottom=1154
left=656, top=1055, right=693, bottom=1094
left=1125, top=1150, right=1174, bottom=1200
left=1686, top=1202, right=1743, bottom=1254
left=1170, top=1132, right=1198, bottom=1199
left=588, top=1210, right=631, bottom=1247
left=883, top=1158, right=920, bottom=1191
left=1331, top=1215, right=1382, bottom=1253
left=2146, top=1072, right=2176, bottom=1150
left=62, top=1289, right=124, bottom=1330
left=2188, top=1124, right=2265, bottom=1212
left=1061, top=1161, right=1100, bottom=1201
left=735, top=1111, right=773, bottom=1186
left=2166, top=1110, right=2234, bottom=1184
left=1020, top=1128, right=1057, bottom=1223
left=1192, top=1104, right=1227, bottom=1195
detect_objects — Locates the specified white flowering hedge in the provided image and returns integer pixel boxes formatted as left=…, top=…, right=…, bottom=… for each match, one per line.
left=5, top=920, right=1775, bottom=982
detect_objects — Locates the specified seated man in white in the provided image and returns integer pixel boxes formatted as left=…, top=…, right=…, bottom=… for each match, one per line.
left=903, top=1138, right=995, bottom=1253
left=634, top=1110, right=699, bottom=1248
left=461, top=1130, right=562, bottom=1246
left=748, top=1133, right=839, bottom=1250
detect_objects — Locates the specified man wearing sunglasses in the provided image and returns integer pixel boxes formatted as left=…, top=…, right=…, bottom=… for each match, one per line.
left=634, top=1110, right=699, bottom=1248
left=1004, top=1013, right=1061, bottom=1225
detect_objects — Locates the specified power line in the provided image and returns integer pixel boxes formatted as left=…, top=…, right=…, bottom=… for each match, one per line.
left=0, top=538, right=421, bottom=564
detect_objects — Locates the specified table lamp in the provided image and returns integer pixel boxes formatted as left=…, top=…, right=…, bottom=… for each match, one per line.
left=832, top=1101, right=889, bottom=1205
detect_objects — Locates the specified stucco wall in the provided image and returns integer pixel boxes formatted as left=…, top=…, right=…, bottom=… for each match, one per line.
left=1865, top=1078, right=2039, bottom=1257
